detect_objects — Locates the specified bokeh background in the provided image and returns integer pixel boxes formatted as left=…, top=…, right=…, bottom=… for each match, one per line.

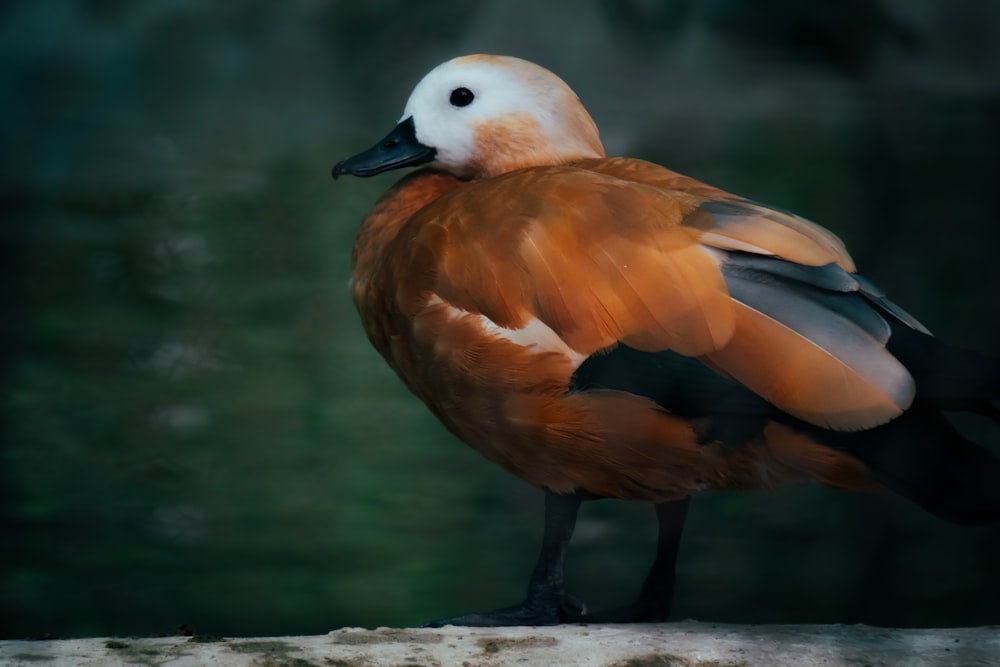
left=2, top=0, right=999, bottom=639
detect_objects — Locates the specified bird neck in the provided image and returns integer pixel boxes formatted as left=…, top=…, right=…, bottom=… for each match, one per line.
left=351, top=169, right=465, bottom=287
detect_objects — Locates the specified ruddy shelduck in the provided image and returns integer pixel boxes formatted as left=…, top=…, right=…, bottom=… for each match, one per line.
left=333, top=54, right=1000, bottom=626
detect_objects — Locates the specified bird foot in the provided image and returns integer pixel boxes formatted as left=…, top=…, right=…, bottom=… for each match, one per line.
left=572, top=598, right=668, bottom=623
left=423, top=595, right=586, bottom=627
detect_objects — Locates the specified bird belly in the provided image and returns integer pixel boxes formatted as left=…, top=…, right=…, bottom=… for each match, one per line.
left=367, top=293, right=875, bottom=501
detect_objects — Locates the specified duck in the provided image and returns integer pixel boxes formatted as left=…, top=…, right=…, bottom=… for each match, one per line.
left=332, top=54, right=1000, bottom=626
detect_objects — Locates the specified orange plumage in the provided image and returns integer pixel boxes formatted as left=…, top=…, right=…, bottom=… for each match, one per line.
left=334, top=55, right=1000, bottom=626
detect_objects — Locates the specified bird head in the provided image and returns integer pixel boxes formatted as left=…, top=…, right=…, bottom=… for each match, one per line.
left=333, top=55, right=605, bottom=181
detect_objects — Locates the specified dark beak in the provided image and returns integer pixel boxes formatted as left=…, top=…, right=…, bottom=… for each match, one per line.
left=331, top=117, right=436, bottom=179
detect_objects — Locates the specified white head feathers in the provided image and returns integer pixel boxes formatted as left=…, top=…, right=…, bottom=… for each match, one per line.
left=400, top=55, right=605, bottom=178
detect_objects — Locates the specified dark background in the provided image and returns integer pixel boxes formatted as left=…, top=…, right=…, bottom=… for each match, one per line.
left=2, top=0, right=999, bottom=639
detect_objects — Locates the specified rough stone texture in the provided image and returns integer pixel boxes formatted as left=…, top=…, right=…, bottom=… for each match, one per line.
left=2, top=622, right=997, bottom=667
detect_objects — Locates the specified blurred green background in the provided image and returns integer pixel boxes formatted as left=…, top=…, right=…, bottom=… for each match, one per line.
left=2, top=0, right=999, bottom=639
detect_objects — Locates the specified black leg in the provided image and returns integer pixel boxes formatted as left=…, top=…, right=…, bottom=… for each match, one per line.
left=580, top=496, right=691, bottom=623
left=424, top=490, right=585, bottom=627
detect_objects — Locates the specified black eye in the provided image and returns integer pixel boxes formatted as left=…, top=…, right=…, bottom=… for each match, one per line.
left=449, top=87, right=475, bottom=107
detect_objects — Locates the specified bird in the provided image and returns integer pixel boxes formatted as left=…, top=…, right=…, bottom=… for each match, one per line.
left=332, top=54, right=1000, bottom=627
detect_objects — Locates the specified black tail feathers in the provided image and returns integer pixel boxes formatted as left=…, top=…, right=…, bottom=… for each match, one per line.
left=834, top=408, right=1000, bottom=525
left=832, top=325, right=1000, bottom=525
left=887, top=324, right=1000, bottom=404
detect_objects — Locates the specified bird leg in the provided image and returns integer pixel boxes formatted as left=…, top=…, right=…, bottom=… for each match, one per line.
left=579, top=496, right=691, bottom=623
left=423, top=490, right=585, bottom=627
left=423, top=492, right=691, bottom=626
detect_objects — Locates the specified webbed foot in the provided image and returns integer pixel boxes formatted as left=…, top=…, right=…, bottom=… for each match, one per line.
left=423, top=594, right=586, bottom=627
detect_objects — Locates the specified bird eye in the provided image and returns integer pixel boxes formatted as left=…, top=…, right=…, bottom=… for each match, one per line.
left=449, top=87, right=475, bottom=107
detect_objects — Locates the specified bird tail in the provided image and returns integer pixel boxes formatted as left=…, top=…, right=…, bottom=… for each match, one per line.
left=887, top=323, right=1000, bottom=410
left=826, top=325, right=1000, bottom=525
left=838, top=407, right=1000, bottom=525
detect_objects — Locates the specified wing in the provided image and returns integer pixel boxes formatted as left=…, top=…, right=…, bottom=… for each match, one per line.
left=401, top=160, right=925, bottom=431
left=704, top=251, right=919, bottom=429
left=412, top=165, right=736, bottom=357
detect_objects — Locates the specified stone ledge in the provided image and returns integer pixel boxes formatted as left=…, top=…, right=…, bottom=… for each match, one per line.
left=2, top=621, right=998, bottom=667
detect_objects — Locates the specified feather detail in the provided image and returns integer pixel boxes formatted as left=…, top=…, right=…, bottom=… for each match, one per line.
left=703, top=293, right=913, bottom=430
left=693, top=200, right=856, bottom=271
